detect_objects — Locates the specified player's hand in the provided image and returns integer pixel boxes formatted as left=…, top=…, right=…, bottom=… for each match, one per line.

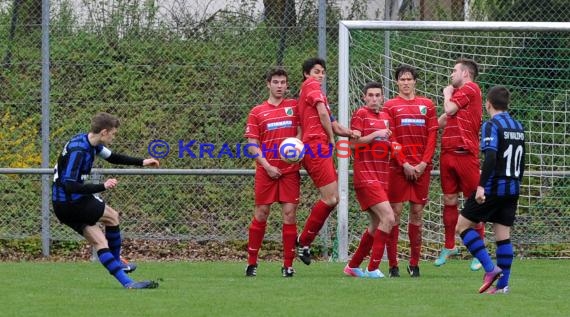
left=443, top=85, right=454, bottom=98
left=375, top=129, right=391, bottom=139
left=403, top=163, right=417, bottom=181
left=414, top=162, right=427, bottom=176
left=350, top=129, right=361, bottom=139
left=143, top=158, right=160, bottom=167
left=265, top=165, right=282, bottom=179
left=104, top=178, right=118, bottom=190
left=475, top=186, right=486, bottom=204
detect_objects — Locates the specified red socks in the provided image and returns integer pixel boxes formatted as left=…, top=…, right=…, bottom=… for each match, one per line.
left=387, top=225, right=400, bottom=268
left=299, top=200, right=334, bottom=246
left=408, top=223, right=422, bottom=266
left=247, top=218, right=267, bottom=265
left=348, top=229, right=374, bottom=268
left=282, top=223, right=297, bottom=268
left=443, top=204, right=458, bottom=249
left=368, top=229, right=389, bottom=271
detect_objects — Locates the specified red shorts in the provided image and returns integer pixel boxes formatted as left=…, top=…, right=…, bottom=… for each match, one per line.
left=355, top=182, right=389, bottom=211
left=302, top=142, right=337, bottom=188
left=254, top=168, right=300, bottom=205
left=440, top=152, right=479, bottom=197
left=388, top=165, right=432, bottom=205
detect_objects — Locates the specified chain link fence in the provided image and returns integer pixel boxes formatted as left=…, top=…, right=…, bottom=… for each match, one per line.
left=1, top=0, right=569, bottom=259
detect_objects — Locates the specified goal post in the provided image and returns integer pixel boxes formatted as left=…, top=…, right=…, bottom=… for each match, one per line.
left=336, top=21, right=570, bottom=262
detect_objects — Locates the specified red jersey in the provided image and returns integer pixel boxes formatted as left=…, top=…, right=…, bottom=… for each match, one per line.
left=244, top=98, right=300, bottom=173
left=441, top=81, right=482, bottom=155
left=297, top=77, right=331, bottom=144
left=350, top=106, right=393, bottom=188
left=384, top=96, right=438, bottom=166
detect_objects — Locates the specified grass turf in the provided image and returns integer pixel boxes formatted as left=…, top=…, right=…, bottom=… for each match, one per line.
left=1, top=259, right=569, bottom=317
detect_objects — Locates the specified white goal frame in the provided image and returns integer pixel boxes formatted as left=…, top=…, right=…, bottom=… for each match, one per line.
left=336, top=21, right=570, bottom=262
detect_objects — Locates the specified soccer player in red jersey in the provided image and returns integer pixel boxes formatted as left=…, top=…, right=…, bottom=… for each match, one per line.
left=296, top=57, right=360, bottom=265
left=343, top=81, right=396, bottom=279
left=244, top=67, right=301, bottom=277
left=436, top=58, right=485, bottom=271
left=384, top=65, right=438, bottom=278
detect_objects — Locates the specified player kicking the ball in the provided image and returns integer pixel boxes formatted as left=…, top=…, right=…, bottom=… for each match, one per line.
left=52, top=112, right=159, bottom=289
left=244, top=67, right=301, bottom=277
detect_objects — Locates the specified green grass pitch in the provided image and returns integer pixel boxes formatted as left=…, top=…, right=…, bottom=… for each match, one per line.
left=2, top=259, right=569, bottom=317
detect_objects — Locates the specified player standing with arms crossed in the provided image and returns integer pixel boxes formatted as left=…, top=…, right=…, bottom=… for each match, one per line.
left=384, top=65, right=438, bottom=278
left=456, top=86, right=525, bottom=294
left=436, top=58, right=485, bottom=271
left=296, top=57, right=360, bottom=265
left=244, top=67, right=301, bottom=277
left=343, top=81, right=396, bottom=278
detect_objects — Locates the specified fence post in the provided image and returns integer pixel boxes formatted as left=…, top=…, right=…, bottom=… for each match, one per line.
left=40, top=0, right=51, bottom=257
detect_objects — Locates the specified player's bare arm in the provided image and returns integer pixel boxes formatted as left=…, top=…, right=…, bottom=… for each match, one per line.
left=247, top=137, right=281, bottom=179
left=350, top=129, right=389, bottom=146
left=443, top=85, right=459, bottom=116
left=438, top=113, right=447, bottom=128
left=295, top=126, right=302, bottom=140
left=316, top=102, right=335, bottom=144
left=332, top=121, right=361, bottom=139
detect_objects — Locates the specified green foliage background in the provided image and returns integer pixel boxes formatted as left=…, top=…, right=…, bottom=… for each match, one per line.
left=0, top=0, right=569, bottom=256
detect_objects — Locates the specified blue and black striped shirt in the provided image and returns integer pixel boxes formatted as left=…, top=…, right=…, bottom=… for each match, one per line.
left=480, top=112, right=525, bottom=196
left=52, top=133, right=111, bottom=202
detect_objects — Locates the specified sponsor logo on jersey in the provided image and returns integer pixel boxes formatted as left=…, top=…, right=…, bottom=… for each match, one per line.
left=401, top=118, right=425, bottom=126
left=267, top=120, right=293, bottom=130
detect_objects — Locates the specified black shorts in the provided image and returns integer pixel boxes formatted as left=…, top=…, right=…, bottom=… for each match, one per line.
left=461, top=193, right=519, bottom=227
left=52, top=195, right=105, bottom=235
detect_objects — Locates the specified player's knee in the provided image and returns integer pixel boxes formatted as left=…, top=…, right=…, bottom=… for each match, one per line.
left=385, top=216, right=395, bottom=228
left=410, top=208, right=423, bottom=223
left=254, top=206, right=270, bottom=222
left=443, top=194, right=458, bottom=206
left=102, top=206, right=120, bottom=226
left=455, top=218, right=469, bottom=235
left=323, top=194, right=339, bottom=207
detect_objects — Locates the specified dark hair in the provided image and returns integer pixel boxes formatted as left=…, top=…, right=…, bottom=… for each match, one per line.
left=486, top=86, right=510, bottom=111
left=265, top=66, right=288, bottom=82
left=394, top=64, right=418, bottom=80
left=90, top=112, right=120, bottom=133
left=302, top=57, right=326, bottom=77
left=363, top=81, right=383, bottom=94
left=456, top=58, right=479, bottom=80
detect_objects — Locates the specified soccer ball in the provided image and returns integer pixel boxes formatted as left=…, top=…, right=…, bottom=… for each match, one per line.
left=279, top=137, right=304, bottom=164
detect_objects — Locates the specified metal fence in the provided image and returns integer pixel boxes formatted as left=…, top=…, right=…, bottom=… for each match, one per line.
left=1, top=0, right=569, bottom=259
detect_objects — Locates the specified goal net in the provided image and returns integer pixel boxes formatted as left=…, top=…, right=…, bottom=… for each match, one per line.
left=336, top=21, right=570, bottom=262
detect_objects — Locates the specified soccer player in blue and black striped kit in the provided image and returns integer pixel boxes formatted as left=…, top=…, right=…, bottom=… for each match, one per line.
left=52, top=112, right=160, bottom=289
left=456, top=86, right=525, bottom=294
